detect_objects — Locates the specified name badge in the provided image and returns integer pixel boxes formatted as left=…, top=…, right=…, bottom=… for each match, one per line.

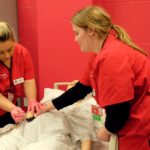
left=13, top=77, right=24, bottom=85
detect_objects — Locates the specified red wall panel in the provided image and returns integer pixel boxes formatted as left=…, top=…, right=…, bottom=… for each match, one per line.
left=37, top=0, right=92, bottom=98
left=17, top=0, right=39, bottom=97
left=18, top=0, right=92, bottom=99
left=94, top=0, right=150, bottom=57
left=18, top=0, right=150, bottom=99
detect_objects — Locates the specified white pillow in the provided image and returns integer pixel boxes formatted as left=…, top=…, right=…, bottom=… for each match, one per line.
left=40, top=88, right=64, bottom=103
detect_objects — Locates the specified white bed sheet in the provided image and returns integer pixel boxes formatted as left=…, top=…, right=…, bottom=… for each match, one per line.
left=0, top=111, right=74, bottom=150
left=0, top=88, right=110, bottom=150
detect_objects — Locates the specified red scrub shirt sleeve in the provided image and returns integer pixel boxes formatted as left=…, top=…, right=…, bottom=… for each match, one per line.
left=98, top=56, right=134, bottom=107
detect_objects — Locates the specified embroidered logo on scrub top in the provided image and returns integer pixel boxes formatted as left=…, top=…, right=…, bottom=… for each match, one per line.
left=90, top=71, right=96, bottom=97
left=90, top=71, right=93, bottom=77
left=13, top=77, right=24, bottom=85
left=0, top=73, right=8, bottom=79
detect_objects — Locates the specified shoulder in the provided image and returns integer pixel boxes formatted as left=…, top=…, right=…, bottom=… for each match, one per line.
left=14, top=43, right=30, bottom=56
left=101, top=40, right=136, bottom=62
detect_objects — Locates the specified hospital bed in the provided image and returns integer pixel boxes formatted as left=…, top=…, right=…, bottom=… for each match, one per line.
left=0, top=82, right=117, bottom=150
left=53, top=81, right=118, bottom=150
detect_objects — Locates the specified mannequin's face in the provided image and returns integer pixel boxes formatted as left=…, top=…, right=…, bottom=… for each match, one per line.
left=0, top=40, right=14, bottom=63
left=72, top=23, right=93, bottom=52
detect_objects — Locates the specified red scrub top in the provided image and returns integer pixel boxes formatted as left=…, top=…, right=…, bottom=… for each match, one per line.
left=0, top=43, right=35, bottom=116
left=80, top=34, right=150, bottom=150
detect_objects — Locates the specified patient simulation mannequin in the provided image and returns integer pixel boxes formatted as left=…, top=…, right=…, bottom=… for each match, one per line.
left=64, top=80, right=107, bottom=150
left=0, top=81, right=108, bottom=150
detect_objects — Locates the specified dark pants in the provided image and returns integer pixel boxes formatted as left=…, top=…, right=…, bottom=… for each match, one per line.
left=0, top=112, right=15, bottom=128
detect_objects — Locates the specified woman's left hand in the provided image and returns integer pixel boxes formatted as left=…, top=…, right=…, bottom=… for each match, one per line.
left=97, top=126, right=111, bottom=142
left=27, top=99, right=42, bottom=114
left=34, top=101, right=55, bottom=117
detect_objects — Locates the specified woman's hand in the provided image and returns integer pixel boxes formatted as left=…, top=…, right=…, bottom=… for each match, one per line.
left=97, top=126, right=111, bottom=142
left=34, top=101, right=55, bottom=116
left=11, top=106, right=25, bottom=123
left=27, top=99, right=42, bottom=115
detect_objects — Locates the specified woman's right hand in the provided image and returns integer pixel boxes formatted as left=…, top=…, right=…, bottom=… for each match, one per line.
left=10, top=106, right=25, bottom=123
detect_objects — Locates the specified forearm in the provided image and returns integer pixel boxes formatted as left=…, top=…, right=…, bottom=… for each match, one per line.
left=97, top=102, right=130, bottom=142
left=38, top=82, right=92, bottom=114
left=105, top=101, right=130, bottom=133
left=52, top=82, right=92, bottom=110
left=24, top=79, right=36, bottom=100
left=0, top=94, right=16, bottom=112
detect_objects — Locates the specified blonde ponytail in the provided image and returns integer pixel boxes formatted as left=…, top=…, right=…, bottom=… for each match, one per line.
left=112, top=24, right=147, bottom=55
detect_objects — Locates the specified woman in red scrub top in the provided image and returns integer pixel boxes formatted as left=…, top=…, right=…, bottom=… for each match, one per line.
left=0, top=22, right=41, bottom=127
left=39, top=6, right=150, bottom=150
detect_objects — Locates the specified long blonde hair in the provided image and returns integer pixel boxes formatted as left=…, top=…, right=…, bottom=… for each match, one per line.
left=71, top=5, right=146, bottom=55
left=0, top=21, right=15, bottom=42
